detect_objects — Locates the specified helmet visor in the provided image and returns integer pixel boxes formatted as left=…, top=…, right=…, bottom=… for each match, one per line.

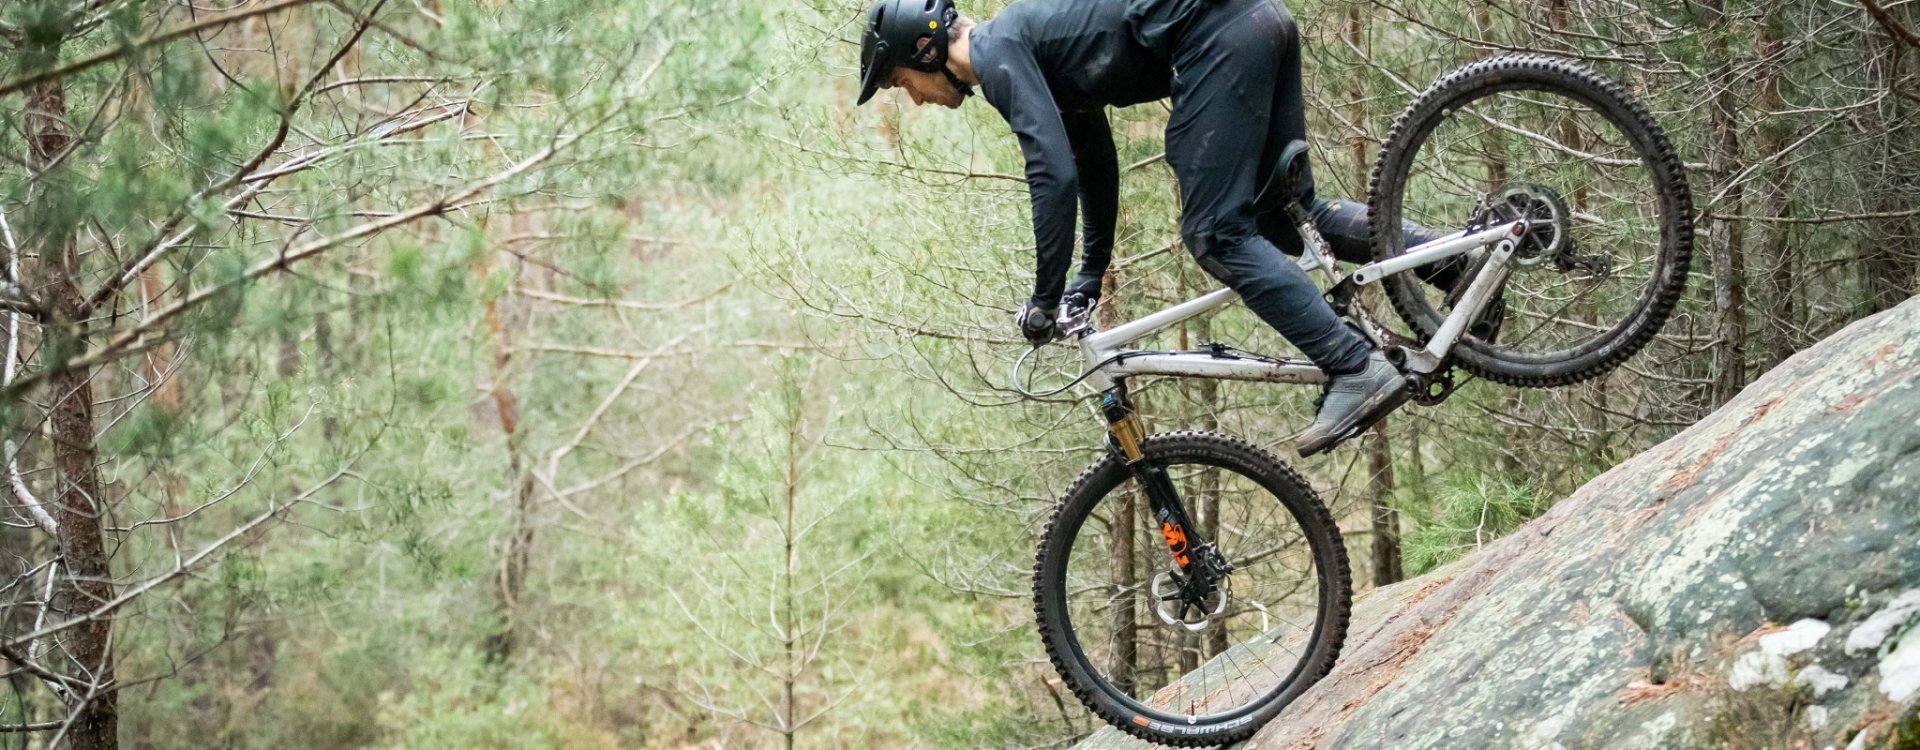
left=856, top=30, right=890, bottom=106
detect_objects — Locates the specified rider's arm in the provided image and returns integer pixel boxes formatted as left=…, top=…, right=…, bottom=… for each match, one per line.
left=1063, top=108, right=1117, bottom=299
left=978, top=43, right=1080, bottom=310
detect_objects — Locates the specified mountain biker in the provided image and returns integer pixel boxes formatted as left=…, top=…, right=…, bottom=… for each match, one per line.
left=854, top=0, right=1497, bottom=455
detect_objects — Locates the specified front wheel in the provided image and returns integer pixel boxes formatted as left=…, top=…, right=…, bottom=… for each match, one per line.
left=1034, top=431, right=1351, bottom=746
left=1369, top=54, right=1694, bottom=387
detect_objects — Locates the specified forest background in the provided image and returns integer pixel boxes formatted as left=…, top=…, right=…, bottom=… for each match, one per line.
left=0, top=0, right=1914, bottom=747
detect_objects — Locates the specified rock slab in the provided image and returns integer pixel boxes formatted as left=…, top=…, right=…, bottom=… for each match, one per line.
left=1075, top=299, right=1920, bottom=749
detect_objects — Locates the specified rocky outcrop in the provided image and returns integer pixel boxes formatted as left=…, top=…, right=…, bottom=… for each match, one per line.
left=1076, top=299, right=1920, bottom=749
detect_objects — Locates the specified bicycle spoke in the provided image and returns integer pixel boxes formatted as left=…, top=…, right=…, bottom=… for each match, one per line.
left=1057, top=450, right=1326, bottom=720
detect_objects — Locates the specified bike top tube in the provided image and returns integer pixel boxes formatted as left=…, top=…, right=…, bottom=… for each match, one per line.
left=1009, top=219, right=1523, bottom=396
left=1081, top=220, right=1521, bottom=358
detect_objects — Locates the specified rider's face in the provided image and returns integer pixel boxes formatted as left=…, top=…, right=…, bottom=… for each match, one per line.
left=886, top=67, right=964, bottom=109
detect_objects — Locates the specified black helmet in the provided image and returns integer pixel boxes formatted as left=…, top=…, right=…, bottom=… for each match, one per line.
left=856, top=0, right=963, bottom=105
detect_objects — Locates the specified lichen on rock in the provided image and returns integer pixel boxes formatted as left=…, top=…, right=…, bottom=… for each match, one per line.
left=1070, top=299, right=1920, bottom=750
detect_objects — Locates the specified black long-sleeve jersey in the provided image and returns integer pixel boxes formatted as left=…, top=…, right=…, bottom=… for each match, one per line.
left=970, top=0, right=1213, bottom=308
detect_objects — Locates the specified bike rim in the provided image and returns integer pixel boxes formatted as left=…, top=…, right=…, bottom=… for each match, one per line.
left=1054, top=454, right=1327, bottom=723
left=1388, top=81, right=1678, bottom=362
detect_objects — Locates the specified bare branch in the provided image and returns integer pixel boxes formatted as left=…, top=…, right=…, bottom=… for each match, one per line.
left=543, top=335, right=688, bottom=478
left=0, top=0, right=326, bottom=98
left=313, top=76, right=448, bottom=96
left=0, top=206, right=56, bottom=537
left=515, top=340, right=807, bottom=359
left=549, top=420, right=720, bottom=500
left=0, top=721, right=63, bottom=733
left=1715, top=205, right=1920, bottom=224
left=3, top=467, right=354, bottom=649
left=1861, top=0, right=1920, bottom=47
left=515, top=283, right=733, bottom=311
left=768, top=134, right=1024, bottom=184
left=0, top=638, right=87, bottom=698
left=84, top=5, right=436, bottom=312
left=8, top=114, right=607, bottom=400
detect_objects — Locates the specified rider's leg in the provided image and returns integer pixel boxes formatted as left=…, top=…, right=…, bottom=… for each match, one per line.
left=1238, top=31, right=1478, bottom=300
left=1172, top=0, right=1408, bottom=455
left=1299, top=199, right=1465, bottom=289
left=1295, top=197, right=1505, bottom=342
left=1165, top=0, right=1369, bottom=377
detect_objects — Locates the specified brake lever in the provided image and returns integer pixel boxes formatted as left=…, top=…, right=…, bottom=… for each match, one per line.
left=1055, top=293, right=1096, bottom=340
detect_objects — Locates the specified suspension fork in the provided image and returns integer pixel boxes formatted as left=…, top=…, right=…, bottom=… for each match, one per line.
left=1101, top=383, right=1214, bottom=586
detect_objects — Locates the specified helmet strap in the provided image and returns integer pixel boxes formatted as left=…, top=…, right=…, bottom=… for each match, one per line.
left=942, top=66, right=974, bottom=99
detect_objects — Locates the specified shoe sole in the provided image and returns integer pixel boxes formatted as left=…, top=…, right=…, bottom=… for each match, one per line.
left=1296, top=380, right=1412, bottom=457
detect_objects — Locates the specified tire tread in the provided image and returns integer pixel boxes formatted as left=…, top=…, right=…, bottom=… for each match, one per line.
left=1033, top=431, right=1352, bottom=747
left=1367, top=54, right=1694, bottom=387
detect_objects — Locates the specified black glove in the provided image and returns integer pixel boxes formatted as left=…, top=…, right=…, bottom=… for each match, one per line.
left=1016, top=302, right=1059, bottom=346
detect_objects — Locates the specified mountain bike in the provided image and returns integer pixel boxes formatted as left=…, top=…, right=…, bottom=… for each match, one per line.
left=1011, top=55, right=1692, bottom=746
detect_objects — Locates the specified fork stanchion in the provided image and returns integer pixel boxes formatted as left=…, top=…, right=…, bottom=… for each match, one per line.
left=1100, top=385, right=1146, bottom=463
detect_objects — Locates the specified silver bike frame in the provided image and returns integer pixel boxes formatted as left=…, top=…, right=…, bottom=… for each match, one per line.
left=1072, top=219, right=1527, bottom=393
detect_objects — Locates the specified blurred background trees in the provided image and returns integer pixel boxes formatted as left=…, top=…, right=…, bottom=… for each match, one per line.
left=0, top=0, right=1912, bottom=747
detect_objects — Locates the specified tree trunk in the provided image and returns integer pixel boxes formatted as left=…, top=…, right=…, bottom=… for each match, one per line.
left=1863, top=22, right=1919, bottom=313
left=1346, top=5, right=1402, bottom=587
left=1109, top=494, right=1139, bottom=697
left=1186, top=313, right=1225, bottom=668
left=315, top=310, right=337, bottom=441
left=1365, top=422, right=1403, bottom=586
left=781, top=403, right=801, bottom=750
left=28, top=70, right=120, bottom=750
left=1703, top=0, right=1749, bottom=407
left=139, top=269, right=188, bottom=545
left=1756, top=10, right=1799, bottom=368
left=480, top=252, right=535, bottom=664
left=1471, top=0, right=1508, bottom=187
left=1098, top=257, right=1137, bottom=694
left=1404, top=416, right=1430, bottom=508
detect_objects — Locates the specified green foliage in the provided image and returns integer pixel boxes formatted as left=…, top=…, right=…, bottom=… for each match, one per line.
left=1887, top=703, right=1920, bottom=750
left=372, top=648, right=607, bottom=750
left=1401, top=474, right=1554, bottom=576
left=4, top=0, right=1912, bottom=746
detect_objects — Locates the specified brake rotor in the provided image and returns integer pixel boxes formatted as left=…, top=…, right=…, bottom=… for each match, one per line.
left=1150, top=570, right=1230, bottom=633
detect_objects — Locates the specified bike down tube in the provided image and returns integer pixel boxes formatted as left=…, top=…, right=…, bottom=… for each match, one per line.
left=1107, top=353, right=1326, bottom=384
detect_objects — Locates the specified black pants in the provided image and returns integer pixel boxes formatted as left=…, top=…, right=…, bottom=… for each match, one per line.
left=1166, top=0, right=1449, bottom=375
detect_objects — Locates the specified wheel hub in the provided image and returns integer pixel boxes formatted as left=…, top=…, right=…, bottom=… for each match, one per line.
left=1479, top=182, right=1571, bottom=266
left=1150, top=543, right=1234, bottom=632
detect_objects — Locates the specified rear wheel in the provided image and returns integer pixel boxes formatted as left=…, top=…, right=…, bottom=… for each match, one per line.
left=1034, top=431, right=1350, bottom=746
left=1369, top=54, right=1693, bottom=387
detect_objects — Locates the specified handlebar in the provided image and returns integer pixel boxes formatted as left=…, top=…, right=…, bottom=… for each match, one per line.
left=1009, top=292, right=1101, bottom=399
